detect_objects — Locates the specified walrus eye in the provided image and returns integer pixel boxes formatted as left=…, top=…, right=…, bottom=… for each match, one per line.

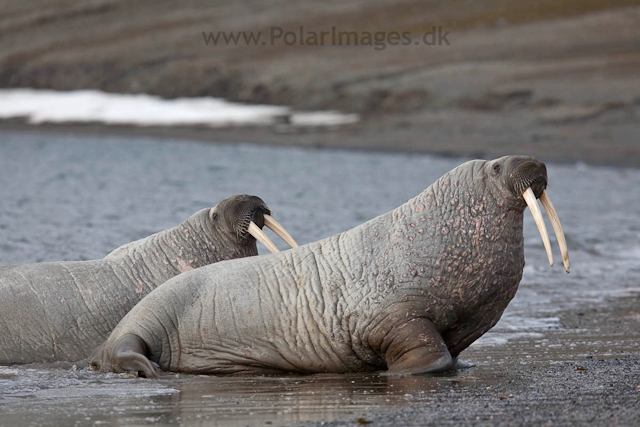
left=492, top=164, right=501, bottom=174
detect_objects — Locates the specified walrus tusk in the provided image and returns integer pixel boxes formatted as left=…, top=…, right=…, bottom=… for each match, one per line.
left=523, top=187, right=554, bottom=267
left=539, top=192, right=570, bottom=274
left=264, top=214, right=299, bottom=248
left=247, top=221, right=280, bottom=254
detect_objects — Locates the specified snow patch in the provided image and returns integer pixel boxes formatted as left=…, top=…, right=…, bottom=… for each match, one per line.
left=0, top=89, right=359, bottom=128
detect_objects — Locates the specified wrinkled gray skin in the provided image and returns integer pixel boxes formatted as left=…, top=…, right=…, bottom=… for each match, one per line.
left=92, top=156, right=549, bottom=378
left=0, top=195, right=272, bottom=364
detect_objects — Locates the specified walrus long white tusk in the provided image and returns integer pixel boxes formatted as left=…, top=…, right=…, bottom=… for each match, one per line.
left=523, top=187, right=554, bottom=267
left=247, top=221, right=280, bottom=254
left=264, top=214, right=299, bottom=248
left=539, top=192, right=570, bottom=274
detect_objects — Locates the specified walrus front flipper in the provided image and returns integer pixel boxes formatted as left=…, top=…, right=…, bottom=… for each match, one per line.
left=112, top=334, right=159, bottom=379
left=382, top=318, right=453, bottom=376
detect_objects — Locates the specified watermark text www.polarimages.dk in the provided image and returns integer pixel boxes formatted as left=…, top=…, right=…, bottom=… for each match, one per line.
left=202, top=26, right=451, bottom=51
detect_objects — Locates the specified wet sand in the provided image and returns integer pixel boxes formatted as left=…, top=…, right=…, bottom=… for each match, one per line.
left=0, top=131, right=638, bottom=426
left=1, top=296, right=638, bottom=426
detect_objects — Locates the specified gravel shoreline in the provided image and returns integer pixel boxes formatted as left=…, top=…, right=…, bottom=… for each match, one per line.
left=1, top=120, right=639, bottom=168
left=306, top=294, right=640, bottom=427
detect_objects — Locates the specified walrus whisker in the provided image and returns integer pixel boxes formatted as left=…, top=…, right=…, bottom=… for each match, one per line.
left=523, top=187, right=554, bottom=267
left=539, top=192, right=570, bottom=273
left=264, top=215, right=298, bottom=248
left=247, top=221, right=280, bottom=254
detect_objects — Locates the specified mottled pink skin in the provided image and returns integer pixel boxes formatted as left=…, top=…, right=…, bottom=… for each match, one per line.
left=92, top=157, right=546, bottom=377
left=365, top=160, right=526, bottom=358
left=0, top=195, right=269, bottom=364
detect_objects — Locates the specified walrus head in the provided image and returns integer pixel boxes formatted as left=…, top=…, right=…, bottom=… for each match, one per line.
left=210, top=194, right=298, bottom=254
left=487, top=156, right=570, bottom=273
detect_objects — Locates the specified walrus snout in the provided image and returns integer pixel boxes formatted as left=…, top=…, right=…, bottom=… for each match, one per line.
left=507, top=157, right=548, bottom=198
left=216, top=194, right=298, bottom=254
left=506, top=157, right=570, bottom=274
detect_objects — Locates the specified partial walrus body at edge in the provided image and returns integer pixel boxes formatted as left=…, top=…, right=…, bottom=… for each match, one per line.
left=91, top=156, right=569, bottom=378
left=0, top=195, right=296, bottom=364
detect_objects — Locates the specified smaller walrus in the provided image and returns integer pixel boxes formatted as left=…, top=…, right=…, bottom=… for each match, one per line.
left=0, top=195, right=297, bottom=364
left=91, top=156, right=569, bottom=378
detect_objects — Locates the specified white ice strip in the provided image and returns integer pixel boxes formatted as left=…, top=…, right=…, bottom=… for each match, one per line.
left=494, top=316, right=561, bottom=331
left=470, top=332, right=545, bottom=348
left=0, top=89, right=359, bottom=128
left=290, top=111, right=359, bottom=126
left=470, top=316, right=561, bottom=348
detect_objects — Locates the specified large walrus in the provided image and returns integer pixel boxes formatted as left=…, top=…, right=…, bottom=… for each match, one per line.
left=0, top=195, right=297, bottom=364
left=91, top=156, right=569, bottom=377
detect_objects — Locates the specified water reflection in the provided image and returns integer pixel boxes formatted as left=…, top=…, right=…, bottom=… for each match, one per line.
left=0, top=367, right=491, bottom=426
left=120, top=371, right=484, bottom=426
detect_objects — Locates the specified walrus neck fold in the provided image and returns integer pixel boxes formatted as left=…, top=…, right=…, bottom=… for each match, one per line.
left=337, top=161, right=525, bottom=329
left=105, top=208, right=258, bottom=293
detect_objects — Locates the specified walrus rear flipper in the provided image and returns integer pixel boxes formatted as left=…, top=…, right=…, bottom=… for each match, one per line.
left=91, top=334, right=159, bottom=379
left=382, top=318, right=453, bottom=376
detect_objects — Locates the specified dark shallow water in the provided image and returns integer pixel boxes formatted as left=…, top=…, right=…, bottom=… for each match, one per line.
left=0, top=368, right=494, bottom=426
left=0, top=131, right=638, bottom=426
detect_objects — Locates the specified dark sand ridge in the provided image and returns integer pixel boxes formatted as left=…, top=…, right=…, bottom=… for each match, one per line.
left=1, top=0, right=639, bottom=167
